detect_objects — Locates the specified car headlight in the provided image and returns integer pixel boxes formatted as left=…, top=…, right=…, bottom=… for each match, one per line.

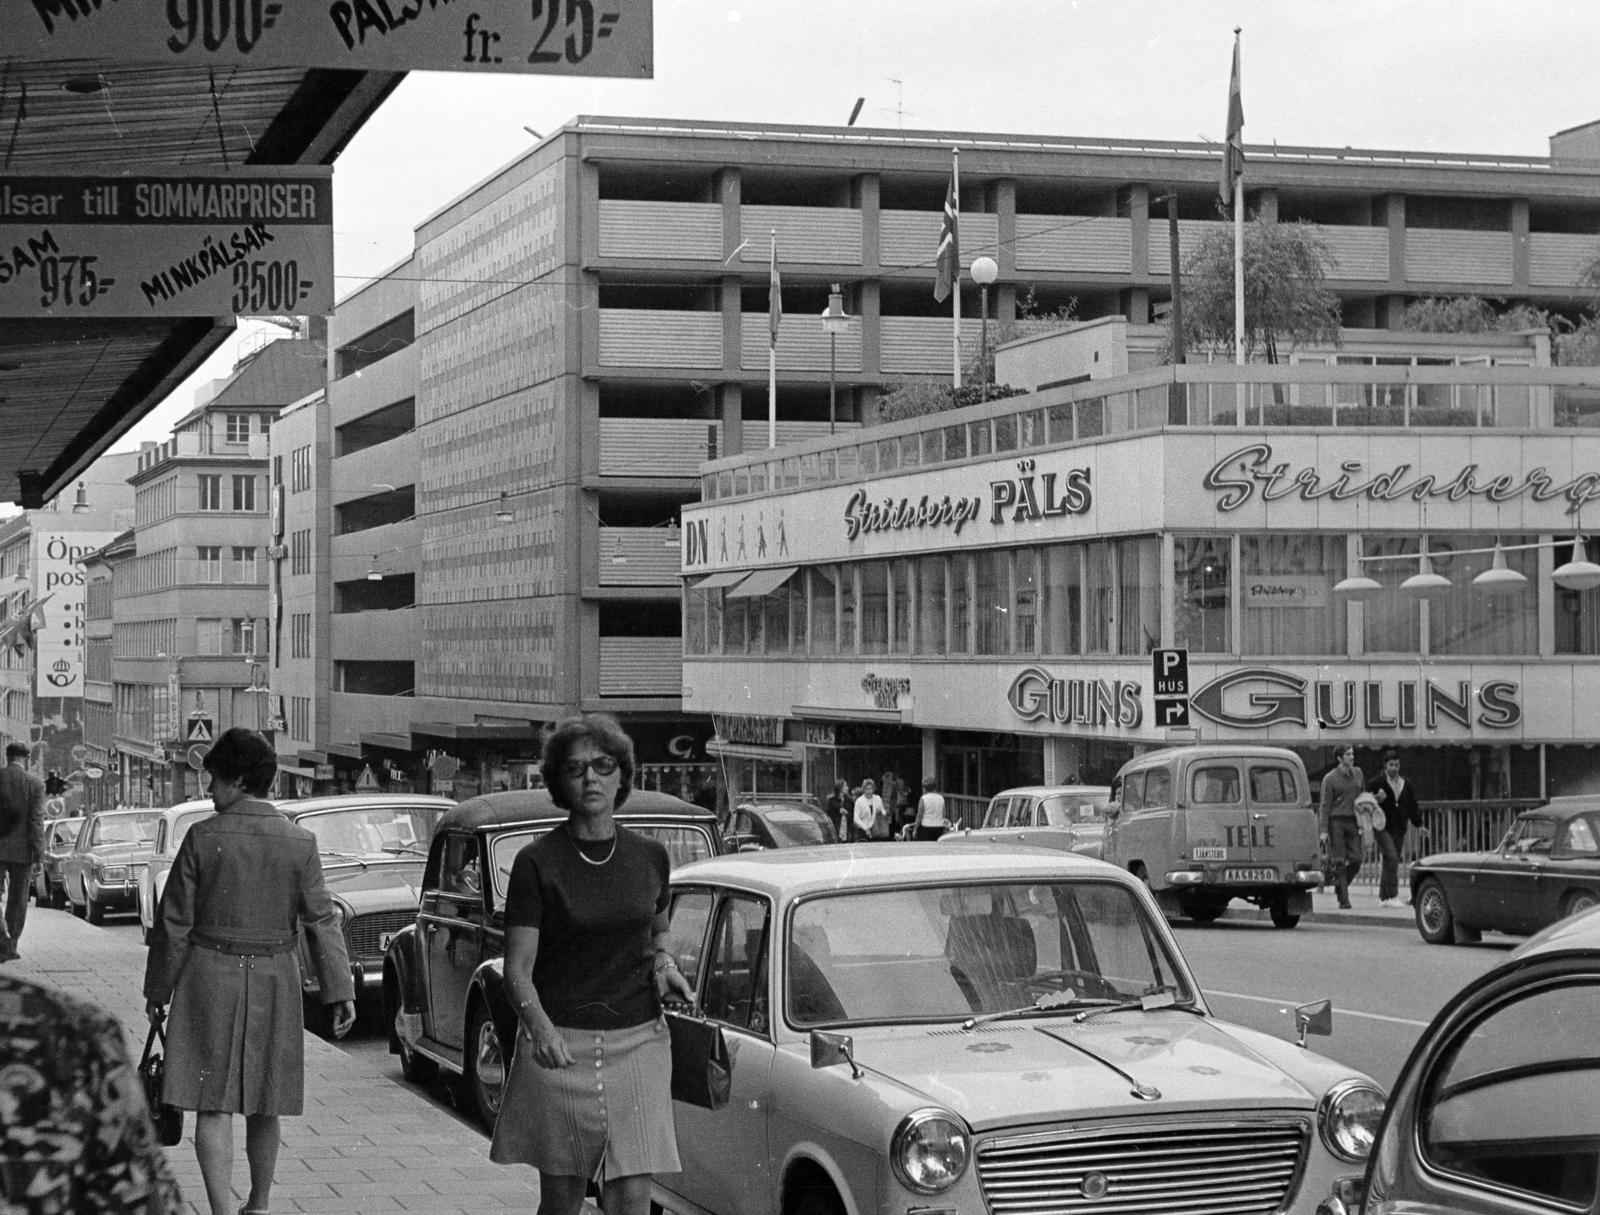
left=330, top=900, right=350, bottom=931
left=1318, top=1079, right=1386, bottom=1162
left=98, top=865, right=128, bottom=881
left=891, top=1109, right=970, bottom=1194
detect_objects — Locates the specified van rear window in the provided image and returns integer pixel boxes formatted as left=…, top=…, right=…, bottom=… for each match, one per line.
left=1250, top=767, right=1298, bottom=803
left=1192, top=767, right=1241, bottom=804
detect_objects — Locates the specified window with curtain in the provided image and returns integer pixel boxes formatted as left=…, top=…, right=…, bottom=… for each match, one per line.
left=684, top=587, right=706, bottom=655
left=1241, top=534, right=1347, bottom=656
left=839, top=564, right=857, bottom=652
left=974, top=550, right=1008, bottom=655
left=811, top=567, right=837, bottom=654
left=790, top=575, right=808, bottom=651
left=1084, top=542, right=1114, bottom=654
left=1555, top=538, right=1600, bottom=655
left=1013, top=549, right=1038, bottom=654
left=949, top=555, right=970, bottom=655
left=860, top=562, right=888, bottom=655
left=705, top=587, right=723, bottom=655
left=763, top=581, right=791, bottom=654
left=1042, top=544, right=1082, bottom=656
left=1428, top=534, right=1537, bottom=656
left=1362, top=535, right=1420, bottom=653
left=916, top=556, right=946, bottom=655
left=1173, top=536, right=1231, bottom=653
left=724, top=594, right=747, bottom=653
left=1118, top=538, right=1161, bottom=655
left=891, top=559, right=912, bottom=654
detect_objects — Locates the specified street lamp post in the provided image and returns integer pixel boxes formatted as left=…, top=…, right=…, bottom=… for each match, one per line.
left=820, top=284, right=850, bottom=434
left=970, top=256, right=998, bottom=401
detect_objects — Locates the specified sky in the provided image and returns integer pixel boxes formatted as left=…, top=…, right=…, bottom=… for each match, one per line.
left=107, top=0, right=1600, bottom=453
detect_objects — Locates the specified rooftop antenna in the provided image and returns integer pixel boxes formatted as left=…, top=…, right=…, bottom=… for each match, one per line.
left=881, top=78, right=913, bottom=129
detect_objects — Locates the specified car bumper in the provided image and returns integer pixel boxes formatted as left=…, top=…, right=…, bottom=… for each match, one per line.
left=86, top=877, right=140, bottom=907
left=302, top=959, right=386, bottom=1000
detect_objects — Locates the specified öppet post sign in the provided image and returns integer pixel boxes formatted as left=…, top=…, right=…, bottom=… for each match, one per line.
left=0, top=168, right=333, bottom=318
left=7, top=0, right=652, bottom=76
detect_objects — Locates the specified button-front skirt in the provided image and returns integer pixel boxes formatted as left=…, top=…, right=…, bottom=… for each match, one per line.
left=490, top=1018, right=681, bottom=1179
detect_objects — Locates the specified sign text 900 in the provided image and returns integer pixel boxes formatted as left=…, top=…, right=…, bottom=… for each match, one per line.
left=231, top=260, right=304, bottom=312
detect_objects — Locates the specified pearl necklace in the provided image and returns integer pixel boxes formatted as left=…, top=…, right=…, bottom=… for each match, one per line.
left=571, top=831, right=618, bottom=866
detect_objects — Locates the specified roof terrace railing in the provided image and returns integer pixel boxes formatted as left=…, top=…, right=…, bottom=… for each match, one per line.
left=698, top=364, right=1600, bottom=504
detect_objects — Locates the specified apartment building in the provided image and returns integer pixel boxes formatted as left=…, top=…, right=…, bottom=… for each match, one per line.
left=276, top=113, right=1600, bottom=798
left=114, top=335, right=324, bottom=806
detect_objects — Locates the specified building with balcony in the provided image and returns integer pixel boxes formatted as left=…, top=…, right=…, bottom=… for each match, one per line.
left=114, top=334, right=323, bottom=806
left=0, top=457, right=136, bottom=815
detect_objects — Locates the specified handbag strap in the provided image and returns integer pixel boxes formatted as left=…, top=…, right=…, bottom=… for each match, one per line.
left=142, top=1021, right=165, bottom=1064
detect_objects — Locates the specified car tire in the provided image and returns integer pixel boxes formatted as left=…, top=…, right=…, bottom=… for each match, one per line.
left=385, top=977, right=438, bottom=1086
left=1415, top=878, right=1456, bottom=945
left=1178, top=893, right=1228, bottom=923
left=462, top=1001, right=508, bottom=1129
left=68, top=879, right=86, bottom=919
left=1268, top=899, right=1299, bottom=929
left=84, top=887, right=105, bottom=925
left=1563, top=890, right=1599, bottom=920
left=793, top=1184, right=846, bottom=1215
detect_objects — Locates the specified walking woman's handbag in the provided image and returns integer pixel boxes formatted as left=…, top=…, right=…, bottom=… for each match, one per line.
left=139, top=1023, right=185, bottom=1147
left=665, top=1007, right=732, bottom=1110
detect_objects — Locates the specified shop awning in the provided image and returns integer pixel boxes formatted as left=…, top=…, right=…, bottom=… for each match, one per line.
left=411, top=721, right=539, bottom=742
left=360, top=732, right=414, bottom=753
left=326, top=743, right=364, bottom=761
left=792, top=704, right=907, bottom=725
left=277, top=763, right=317, bottom=778
left=706, top=739, right=804, bottom=763
left=692, top=570, right=751, bottom=590
left=726, top=567, right=798, bottom=599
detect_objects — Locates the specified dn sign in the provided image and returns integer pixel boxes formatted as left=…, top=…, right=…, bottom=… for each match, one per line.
left=1152, top=649, right=1190, bottom=728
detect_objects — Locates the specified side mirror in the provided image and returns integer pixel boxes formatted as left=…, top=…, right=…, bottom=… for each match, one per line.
left=809, top=1029, right=863, bottom=1079
left=738, top=842, right=764, bottom=853
left=1105, top=805, right=1121, bottom=820
left=1294, top=999, right=1333, bottom=1048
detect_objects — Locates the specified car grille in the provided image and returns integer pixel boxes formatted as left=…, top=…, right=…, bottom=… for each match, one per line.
left=976, top=1119, right=1307, bottom=1215
left=345, top=910, right=415, bottom=961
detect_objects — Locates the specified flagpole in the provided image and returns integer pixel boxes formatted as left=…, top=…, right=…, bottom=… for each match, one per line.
left=769, top=229, right=778, bottom=449
left=952, top=147, right=962, bottom=389
left=1232, top=28, right=1245, bottom=370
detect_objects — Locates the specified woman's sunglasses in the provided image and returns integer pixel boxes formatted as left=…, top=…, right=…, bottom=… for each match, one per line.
left=561, top=755, right=620, bottom=779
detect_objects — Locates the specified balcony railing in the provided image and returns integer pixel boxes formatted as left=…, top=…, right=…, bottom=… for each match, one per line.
left=599, top=528, right=683, bottom=586
left=881, top=210, right=1000, bottom=267
left=740, top=205, right=862, bottom=265
left=1145, top=221, right=1389, bottom=282
left=598, top=637, right=682, bottom=697
left=598, top=418, right=862, bottom=479
left=740, top=315, right=861, bottom=372
left=598, top=310, right=722, bottom=368
left=697, top=363, right=1600, bottom=502
left=1530, top=232, right=1600, bottom=289
left=880, top=317, right=981, bottom=374
left=1015, top=216, right=1131, bottom=274
left=598, top=200, right=722, bottom=260
left=1405, top=229, right=1514, bottom=285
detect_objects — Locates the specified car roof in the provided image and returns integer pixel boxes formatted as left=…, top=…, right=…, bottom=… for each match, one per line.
left=991, top=786, right=1112, bottom=798
left=276, top=793, right=457, bottom=818
left=1512, top=904, right=1600, bottom=958
left=90, top=807, right=164, bottom=818
left=156, top=800, right=213, bottom=816
left=1125, top=746, right=1302, bottom=765
left=674, top=842, right=1124, bottom=899
left=741, top=802, right=826, bottom=815
left=437, top=788, right=717, bottom=834
left=1524, top=796, right=1598, bottom=821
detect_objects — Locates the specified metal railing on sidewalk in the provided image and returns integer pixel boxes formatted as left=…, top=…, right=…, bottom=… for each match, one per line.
left=1349, top=797, right=1539, bottom=887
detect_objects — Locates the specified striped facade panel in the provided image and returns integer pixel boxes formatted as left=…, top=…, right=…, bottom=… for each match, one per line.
left=1146, top=220, right=1230, bottom=276
left=881, top=211, right=1001, bottom=268
left=1405, top=229, right=1514, bottom=284
left=880, top=317, right=982, bottom=375
left=740, top=316, right=862, bottom=371
left=740, top=205, right=862, bottom=265
left=418, top=287, right=563, bottom=425
left=419, top=598, right=561, bottom=703
left=599, top=527, right=682, bottom=586
left=599, top=637, right=682, bottom=697
left=1317, top=225, right=1389, bottom=281
left=418, top=485, right=562, bottom=606
left=418, top=381, right=565, bottom=515
left=1530, top=232, right=1600, bottom=288
left=1015, top=216, right=1131, bottom=273
left=598, top=200, right=722, bottom=260
left=598, top=310, right=723, bottom=368
left=599, top=418, right=722, bottom=478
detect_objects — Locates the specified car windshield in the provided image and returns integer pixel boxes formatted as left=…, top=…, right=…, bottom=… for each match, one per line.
left=1040, top=792, right=1110, bottom=828
left=298, top=805, right=442, bottom=861
left=490, top=823, right=715, bottom=902
left=757, top=807, right=833, bottom=846
left=172, top=809, right=213, bottom=851
left=91, top=813, right=161, bottom=846
left=788, top=880, right=1189, bottom=1027
left=50, top=820, right=82, bottom=848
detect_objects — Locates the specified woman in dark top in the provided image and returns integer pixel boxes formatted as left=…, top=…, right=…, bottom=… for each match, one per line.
left=491, top=713, right=695, bottom=1215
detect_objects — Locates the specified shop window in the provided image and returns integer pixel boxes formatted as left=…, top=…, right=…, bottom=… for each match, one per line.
left=1363, top=535, right=1421, bottom=654
left=839, top=565, right=857, bottom=652
left=1557, top=538, right=1600, bottom=654
left=763, top=581, right=791, bottom=654
left=1428, top=534, right=1537, bottom=656
left=1117, top=538, right=1161, bottom=655
left=685, top=588, right=707, bottom=656
left=705, top=586, right=723, bottom=654
left=790, top=575, right=808, bottom=650
left=724, top=595, right=747, bottom=654
left=974, top=550, right=1008, bottom=655
left=1042, top=544, right=1082, bottom=656
left=811, top=567, right=838, bottom=654
left=860, top=562, right=888, bottom=655
left=916, top=555, right=946, bottom=655
left=949, top=556, right=970, bottom=655
left=1013, top=549, right=1038, bottom=654
left=891, top=560, right=912, bottom=654
left=1242, top=534, right=1347, bottom=656
left=1084, top=542, right=1115, bottom=654
left=1174, top=536, right=1231, bottom=654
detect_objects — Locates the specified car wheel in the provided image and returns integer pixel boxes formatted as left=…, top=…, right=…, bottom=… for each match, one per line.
left=1563, top=890, right=1600, bottom=920
left=47, top=881, right=64, bottom=911
left=1178, top=893, right=1228, bottom=923
left=68, top=879, right=86, bottom=919
left=1268, top=899, right=1299, bottom=929
left=385, top=978, right=438, bottom=1086
left=1415, top=878, right=1455, bottom=945
left=793, top=1184, right=846, bottom=1215
left=84, top=886, right=105, bottom=925
left=462, top=1002, right=508, bottom=1129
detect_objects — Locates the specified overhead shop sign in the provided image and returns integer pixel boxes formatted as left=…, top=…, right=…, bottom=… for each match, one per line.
left=9, top=0, right=652, bottom=76
left=0, top=168, right=333, bottom=317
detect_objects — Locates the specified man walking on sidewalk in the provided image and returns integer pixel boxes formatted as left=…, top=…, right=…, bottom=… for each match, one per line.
left=1319, top=745, right=1365, bottom=910
left=0, top=742, right=46, bottom=961
left=1367, top=749, right=1418, bottom=908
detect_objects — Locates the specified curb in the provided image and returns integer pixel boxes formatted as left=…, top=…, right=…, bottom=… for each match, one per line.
left=1217, top=905, right=1416, bottom=931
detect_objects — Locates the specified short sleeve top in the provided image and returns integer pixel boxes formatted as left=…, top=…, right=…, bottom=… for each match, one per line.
left=502, top=825, right=671, bottom=1030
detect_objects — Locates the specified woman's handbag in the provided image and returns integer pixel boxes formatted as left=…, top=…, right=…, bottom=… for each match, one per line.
left=665, top=1007, right=732, bottom=1110
left=139, top=1023, right=184, bottom=1147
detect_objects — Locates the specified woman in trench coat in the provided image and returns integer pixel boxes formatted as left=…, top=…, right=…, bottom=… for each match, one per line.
left=143, top=728, right=356, bottom=1215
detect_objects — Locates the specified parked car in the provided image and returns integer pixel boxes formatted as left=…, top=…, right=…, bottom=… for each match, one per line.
left=60, top=809, right=163, bottom=924
left=652, top=843, right=1385, bottom=1215
left=383, top=789, right=722, bottom=1127
left=941, top=785, right=1112, bottom=857
left=1103, top=746, right=1323, bottom=927
left=1410, top=796, right=1600, bottom=945
left=33, top=815, right=83, bottom=908
left=277, top=793, right=454, bottom=1036
left=724, top=800, right=837, bottom=851
left=1359, top=905, right=1600, bottom=1215
left=136, top=800, right=215, bottom=944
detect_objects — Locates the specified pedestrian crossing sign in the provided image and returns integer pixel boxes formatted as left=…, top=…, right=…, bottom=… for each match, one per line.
left=186, top=717, right=213, bottom=743
left=356, top=764, right=380, bottom=791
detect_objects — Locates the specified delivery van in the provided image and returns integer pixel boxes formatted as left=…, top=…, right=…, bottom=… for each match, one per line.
left=1103, top=745, right=1323, bottom=928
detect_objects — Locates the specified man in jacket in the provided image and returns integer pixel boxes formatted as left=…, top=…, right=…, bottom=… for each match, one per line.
left=1318, top=745, right=1365, bottom=910
left=1367, top=749, right=1419, bottom=908
left=0, top=743, right=46, bottom=961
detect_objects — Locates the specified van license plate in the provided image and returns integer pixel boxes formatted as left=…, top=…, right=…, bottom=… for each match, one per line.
left=1224, top=868, right=1277, bottom=883
left=1192, top=847, right=1227, bottom=861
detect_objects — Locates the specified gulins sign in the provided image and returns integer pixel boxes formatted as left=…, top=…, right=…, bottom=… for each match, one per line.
left=1009, top=667, right=1144, bottom=730
left=1188, top=667, right=1521, bottom=732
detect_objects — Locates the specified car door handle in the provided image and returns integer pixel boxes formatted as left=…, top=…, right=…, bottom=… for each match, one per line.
left=425, top=922, right=438, bottom=934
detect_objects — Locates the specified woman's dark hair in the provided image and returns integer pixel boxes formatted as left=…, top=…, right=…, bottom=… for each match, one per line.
left=541, top=713, right=635, bottom=812
left=1382, top=748, right=1401, bottom=763
left=203, top=727, right=278, bottom=797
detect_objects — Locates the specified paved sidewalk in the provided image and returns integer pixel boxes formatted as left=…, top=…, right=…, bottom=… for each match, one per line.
left=1220, top=886, right=1416, bottom=930
left=7, top=905, right=541, bottom=1214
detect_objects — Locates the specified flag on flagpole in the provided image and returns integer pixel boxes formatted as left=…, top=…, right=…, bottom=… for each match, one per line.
left=768, top=233, right=782, bottom=345
left=1219, top=31, right=1245, bottom=206
left=934, top=168, right=960, bottom=303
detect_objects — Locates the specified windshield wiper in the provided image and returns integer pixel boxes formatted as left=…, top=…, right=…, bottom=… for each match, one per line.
left=320, top=849, right=368, bottom=869
left=1071, top=988, right=1203, bottom=1024
left=961, top=990, right=1118, bottom=1031
left=381, top=845, right=428, bottom=857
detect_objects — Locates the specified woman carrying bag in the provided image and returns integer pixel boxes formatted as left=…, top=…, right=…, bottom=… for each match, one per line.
left=143, top=728, right=355, bottom=1215
left=492, top=713, right=696, bottom=1215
